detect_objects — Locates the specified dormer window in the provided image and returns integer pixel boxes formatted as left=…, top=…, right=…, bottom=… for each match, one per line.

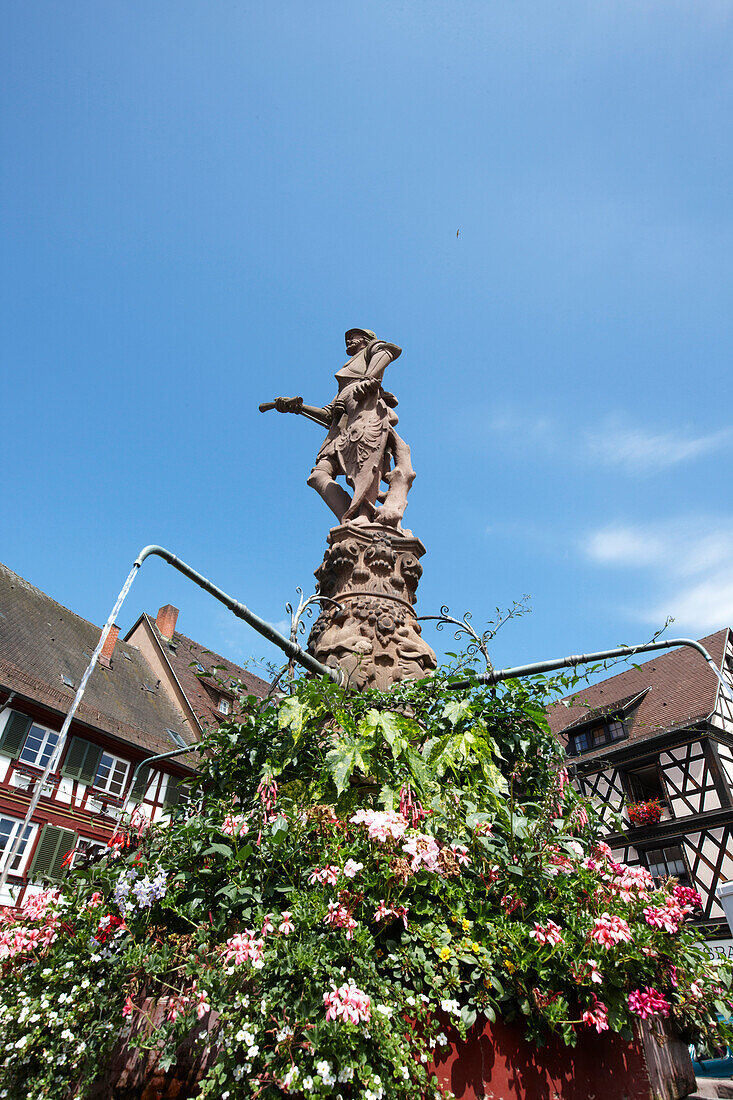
left=218, top=696, right=231, bottom=716
left=568, top=718, right=627, bottom=755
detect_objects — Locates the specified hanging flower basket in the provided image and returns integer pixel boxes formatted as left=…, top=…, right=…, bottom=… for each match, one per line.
left=627, top=799, right=663, bottom=825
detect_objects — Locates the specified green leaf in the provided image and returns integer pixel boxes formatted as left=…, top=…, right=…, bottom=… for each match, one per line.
left=326, top=738, right=373, bottom=795
left=278, top=696, right=310, bottom=745
left=203, top=843, right=234, bottom=859
left=442, top=698, right=471, bottom=726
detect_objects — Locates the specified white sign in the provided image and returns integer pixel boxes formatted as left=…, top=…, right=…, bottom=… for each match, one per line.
left=704, top=938, right=733, bottom=960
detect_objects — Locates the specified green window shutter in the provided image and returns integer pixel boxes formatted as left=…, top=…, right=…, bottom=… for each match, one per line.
left=60, top=737, right=102, bottom=785
left=0, top=711, right=32, bottom=759
left=28, top=824, right=77, bottom=882
left=130, top=765, right=151, bottom=802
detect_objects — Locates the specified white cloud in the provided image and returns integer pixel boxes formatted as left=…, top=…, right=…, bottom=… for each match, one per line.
left=582, top=518, right=733, bottom=633
left=584, top=423, right=731, bottom=475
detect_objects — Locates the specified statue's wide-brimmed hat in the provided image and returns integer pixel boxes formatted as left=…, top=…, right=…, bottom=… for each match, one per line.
left=345, top=327, right=376, bottom=342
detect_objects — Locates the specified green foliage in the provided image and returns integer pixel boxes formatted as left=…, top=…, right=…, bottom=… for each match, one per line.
left=1, top=666, right=731, bottom=1100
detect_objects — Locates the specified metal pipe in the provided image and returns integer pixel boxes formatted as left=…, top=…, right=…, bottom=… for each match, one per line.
left=447, top=638, right=733, bottom=703
left=134, top=545, right=343, bottom=684
left=113, top=744, right=200, bottom=830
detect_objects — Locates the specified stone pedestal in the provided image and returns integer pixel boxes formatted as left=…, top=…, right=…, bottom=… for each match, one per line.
left=307, top=523, right=437, bottom=692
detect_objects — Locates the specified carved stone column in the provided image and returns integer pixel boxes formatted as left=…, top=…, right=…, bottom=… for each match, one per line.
left=307, top=524, right=437, bottom=692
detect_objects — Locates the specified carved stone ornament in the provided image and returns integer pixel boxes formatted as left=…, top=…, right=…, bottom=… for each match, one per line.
left=308, top=524, right=437, bottom=692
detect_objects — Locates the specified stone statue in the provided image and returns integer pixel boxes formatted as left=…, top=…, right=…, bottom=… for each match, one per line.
left=261, top=328, right=436, bottom=691
left=261, top=328, right=415, bottom=531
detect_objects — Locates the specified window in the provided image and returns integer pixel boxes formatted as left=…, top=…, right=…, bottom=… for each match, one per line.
left=195, top=662, right=205, bottom=674
left=72, top=838, right=107, bottom=867
left=0, top=816, right=34, bottom=874
left=218, top=696, right=231, bottom=716
left=569, top=719, right=627, bottom=755
left=61, top=674, right=75, bottom=688
left=19, top=723, right=60, bottom=770
left=93, top=752, right=129, bottom=798
left=165, top=728, right=187, bottom=750
left=645, top=845, right=691, bottom=887
left=624, top=763, right=668, bottom=805
left=28, top=824, right=76, bottom=883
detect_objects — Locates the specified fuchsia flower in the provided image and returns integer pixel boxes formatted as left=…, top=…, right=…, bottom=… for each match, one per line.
left=628, top=987, right=670, bottom=1019
left=323, top=981, right=371, bottom=1024
left=529, top=920, right=563, bottom=946
left=122, top=995, right=134, bottom=1018
left=582, top=995, right=609, bottom=1033
left=590, top=913, right=632, bottom=949
left=399, top=785, right=427, bottom=828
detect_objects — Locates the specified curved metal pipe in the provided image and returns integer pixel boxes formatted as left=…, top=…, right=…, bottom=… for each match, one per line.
left=447, top=637, right=733, bottom=703
left=134, top=544, right=343, bottom=685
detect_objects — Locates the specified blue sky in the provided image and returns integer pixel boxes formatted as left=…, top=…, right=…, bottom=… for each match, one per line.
left=3, top=1, right=733, bottom=678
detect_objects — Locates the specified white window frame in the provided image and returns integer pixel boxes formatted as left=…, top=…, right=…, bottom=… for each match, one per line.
left=93, top=751, right=130, bottom=798
left=18, top=721, right=60, bottom=770
left=218, top=695, right=231, bottom=715
left=0, top=815, right=36, bottom=875
left=71, top=837, right=107, bottom=867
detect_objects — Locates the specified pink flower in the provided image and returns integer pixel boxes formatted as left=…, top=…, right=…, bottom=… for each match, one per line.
left=308, top=865, right=340, bottom=887
left=223, top=930, right=265, bottom=968
left=261, top=913, right=275, bottom=936
left=530, top=920, right=563, bottom=946
left=323, top=901, right=357, bottom=939
left=582, top=995, right=609, bottom=1033
left=195, top=988, right=211, bottom=1019
left=350, top=808, right=408, bottom=842
left=222, top=813, right=249, bottom=837
left=451, top=844, right=471, bottom=867
left=279, top=911, right=295, bottom=935
left=373, top=900, right=408, bottom=929
left=590, top=913, right=632, bottom=949
left=628, top=987, right=670, bottom=1019
left=399, top=785, right=427, bottom=827
left=122, top=995, right=134, bottom=1018
left=323, top=981, right=371, bottom=1024
left=644, top=898, right=685, bottom=934
left=402, top=834, right=441, bottom=874
left=342, top=859, right=363, bottom=879
left=674, top=884, right=702, bottom=911
left=87, top=891, right=103, bottom=908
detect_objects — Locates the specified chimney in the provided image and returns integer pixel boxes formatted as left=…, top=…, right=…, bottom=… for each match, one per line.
left=98, top=624, right=120, bottom=668
left=156, top=604, right=179, bottom=640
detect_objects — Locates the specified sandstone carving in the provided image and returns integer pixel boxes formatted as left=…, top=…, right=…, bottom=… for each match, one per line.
left=261, top=329, right=437, bottom=690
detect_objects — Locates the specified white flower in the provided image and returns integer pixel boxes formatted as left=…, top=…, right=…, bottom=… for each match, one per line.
left=302, top=1076, right=314, bottom=1092
left=337, top=1067, right=354, bottom=1082
left=567, top=840, right=585, bottom=858
left=440, top=997, right=461, bottom=1016
left=375, top=1004, right=393, bottom=1017
left=436, top=1031, right=448, bottom=1045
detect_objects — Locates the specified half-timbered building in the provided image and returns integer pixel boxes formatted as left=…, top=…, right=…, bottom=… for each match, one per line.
left=0, top=561, right=269, bottom=907
left=547, top=629, right=733, bottom=937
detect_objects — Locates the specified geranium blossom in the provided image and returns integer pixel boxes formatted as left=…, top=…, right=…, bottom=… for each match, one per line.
left=402, top=834, right=441, bottom=873
left=628, top=987, right=670, bottom=1019
left=222, top=813, right=249, bottom=837
left=674, top=884, right=703, bottom=911
left=342, top=859, right=363, bottom=879
left=323, top=981, right=371, bottom=1024
left=350, top=809, right=408, bottom=842
left=529, top=920, right=563, bottom=946
left=582, top=995, right=609, bottom=1032
left=643, top=899, right=686, bottom=934
left=373, top=900, right=409, bottom=928
left=308, top=865, right=340, bottom=887
left=323, top=901, right=358, bottom=939
left=590, top=913, right=632, bottom=949
left=278, top=911, right=295, bottom=935
left=224, top=930, right=265, bottom=968
left=451, top=844, right=471, bottom=867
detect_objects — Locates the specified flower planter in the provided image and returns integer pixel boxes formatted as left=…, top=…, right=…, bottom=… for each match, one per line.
left=627, top=800, right=664, bottom=826
left=89, top=1009, right=695, bottom=1100
left=432, top=1015, right=695, bottom=1100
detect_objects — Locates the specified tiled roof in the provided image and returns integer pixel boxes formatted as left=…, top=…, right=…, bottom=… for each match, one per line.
left=547, top=629, right=729, bottom=757
left=145, top=615, right=271, bottom=728
left=0, top=561, right=193, bottom=759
